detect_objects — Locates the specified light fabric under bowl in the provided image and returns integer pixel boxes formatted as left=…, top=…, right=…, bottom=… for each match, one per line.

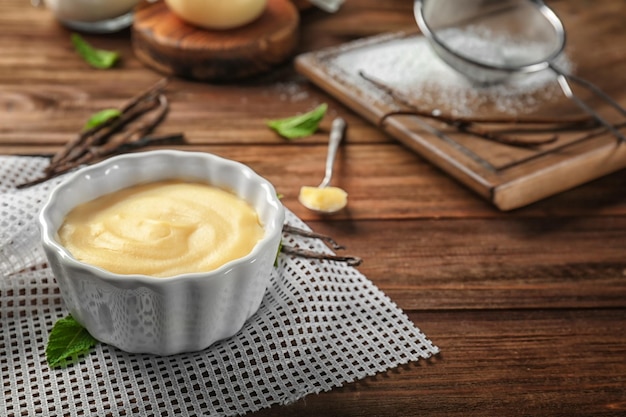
left=39, top=150, right=284, bottom=355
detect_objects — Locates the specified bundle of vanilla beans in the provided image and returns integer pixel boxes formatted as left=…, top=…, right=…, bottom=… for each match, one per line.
left=359, top=71, right=611, bottom=148
left=282, top=224, right=362, bottom=266
left=18, top=78, right=184, bottom=188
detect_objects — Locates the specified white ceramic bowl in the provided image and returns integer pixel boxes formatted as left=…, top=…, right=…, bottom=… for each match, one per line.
left=45, top=0, right=141, bottom=33
left=39, top=150, right=284, bottom=355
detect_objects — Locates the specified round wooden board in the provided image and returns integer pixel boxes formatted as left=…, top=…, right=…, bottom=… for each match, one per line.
left=132, top=0, right=299, bottom=81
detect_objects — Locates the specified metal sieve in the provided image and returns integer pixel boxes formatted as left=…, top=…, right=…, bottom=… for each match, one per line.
left=414, top=0, right=626, bottom=142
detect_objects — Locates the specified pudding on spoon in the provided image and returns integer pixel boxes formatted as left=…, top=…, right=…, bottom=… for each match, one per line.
left=298, top=117, right=348, bottom=214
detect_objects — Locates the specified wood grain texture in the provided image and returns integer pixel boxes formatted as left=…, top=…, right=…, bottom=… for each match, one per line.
left=1, top=0, right=626, bottom=416
left=132, top=0, right=299, bottom=80
left=306, top=216, right=626, bottom=310
left=250, top=309, right=626, bottom=417
left=295, top=0, right=626, bottom=211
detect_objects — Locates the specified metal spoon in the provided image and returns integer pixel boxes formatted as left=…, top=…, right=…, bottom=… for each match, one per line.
left=298, top=117, right=348, bottom=214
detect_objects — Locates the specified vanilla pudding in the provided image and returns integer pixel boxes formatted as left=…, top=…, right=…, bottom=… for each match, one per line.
left=299, top=186, right=348, bottom=213
left=58, top=180, right=264, bottom=277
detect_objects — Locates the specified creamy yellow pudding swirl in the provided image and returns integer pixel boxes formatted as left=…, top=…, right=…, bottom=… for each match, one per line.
left=58, top=180, right=264, bottom=277
left=298, top=186, right=348, bottom=213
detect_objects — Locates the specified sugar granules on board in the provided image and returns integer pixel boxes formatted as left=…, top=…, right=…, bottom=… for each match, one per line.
left=328, top=33, right=571, bottom=117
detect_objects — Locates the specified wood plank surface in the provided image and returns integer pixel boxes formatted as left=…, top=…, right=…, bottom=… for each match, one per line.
left=295, top=0, right=626, bottom=210
left=132, top=0, right=299, bottom=80
left=251, top=309, right=626, bottom=417
left=1, top=0, right=625, bottom=416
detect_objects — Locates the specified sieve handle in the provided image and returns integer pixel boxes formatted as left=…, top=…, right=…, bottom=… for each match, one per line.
left=549, top=63, right=626, bottom=142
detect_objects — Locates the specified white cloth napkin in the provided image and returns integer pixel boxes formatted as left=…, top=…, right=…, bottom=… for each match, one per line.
left=0, top=156, right=438, bottom=417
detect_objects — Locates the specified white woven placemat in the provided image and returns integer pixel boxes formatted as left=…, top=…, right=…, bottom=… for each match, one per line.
left=0, top=156, right=439, bottom=417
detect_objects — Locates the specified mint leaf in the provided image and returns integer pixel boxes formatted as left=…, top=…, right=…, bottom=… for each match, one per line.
left=266, top=103, right=328, bottom=139
left=84, top=108, right=121, bottom=130
left=46, top=315, right=98, bottom=368
left=71, top=33, right=120, bottom=69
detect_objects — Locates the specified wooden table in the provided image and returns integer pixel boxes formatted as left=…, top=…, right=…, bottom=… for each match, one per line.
left=1, top=0, right=625, bottom=416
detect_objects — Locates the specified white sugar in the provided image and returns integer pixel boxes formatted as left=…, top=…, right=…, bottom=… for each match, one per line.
left=438, top=26, right=557, bottom=68
left=271, top=81, right=310, bottom=103
left=329, top=34, right=571, bottom=116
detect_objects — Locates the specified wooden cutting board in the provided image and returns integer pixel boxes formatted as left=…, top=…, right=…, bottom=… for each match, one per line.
left=132, top=0, right=299, bottom=81
left=295, top=2, right=626, bottom=211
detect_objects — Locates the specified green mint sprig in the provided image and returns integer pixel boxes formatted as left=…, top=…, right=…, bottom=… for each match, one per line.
left=71, top=33, right=120, bottom=69
left=83, top=108, right=121, bottom=130
left=46, top=315, right=98, bottom=368
left=266, top=103, right=328, bottom=139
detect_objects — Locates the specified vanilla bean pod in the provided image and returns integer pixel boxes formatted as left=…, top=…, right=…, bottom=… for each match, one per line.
left=359, top=71, right=599, bottom=147
left=280, top=224, right=360, bottom=265
left=49, top=98, right=161, bottom=174
left=381, top=109, right=596, bottom=134
left=282, top=224, right=345, bottom=250
left=280, top=245, right=362, bottom=266
left=17, top=80, right=171, bottom=189
left=483, top=120, right=600, bottom=135
left=117, top=77, right=169, bottom=114
left=133, top=93, right=169, bottom=139
left=381, top=110, right=558, bottom=146
left=16, top=132, right=184, bottom=189
left=66, top=131, right=183, bottom=170
left=116, top=133, right=186, bottom=152
left=359, top=71, right=594, bottom=126
left=46, top=119, right=112, bottom=172
left=48, top=78, right=168, bottom=170
left=57, top=94, right=169, bottom=170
